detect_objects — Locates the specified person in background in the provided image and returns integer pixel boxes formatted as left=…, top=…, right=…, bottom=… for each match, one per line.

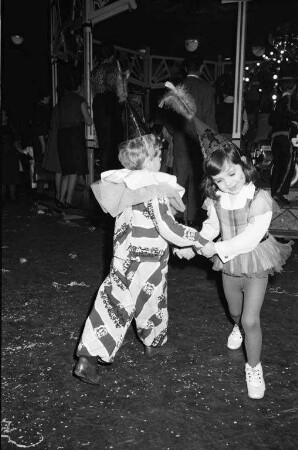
left=31, top=90, right=51, bottom=198
left=1, top=108, right=22, bottom=202
left=169, top=52, right=217, bottom=227
left=91, top=41, right=126, bottom=173
left=269, top=77, right=298, bottom=207
left=42, top=104, right=62, bottom=205
left=215, top=73, right=249, bottom=145
left=73, top=133, right=205, bottom=385
left=57, top=75, right=93, bottom=208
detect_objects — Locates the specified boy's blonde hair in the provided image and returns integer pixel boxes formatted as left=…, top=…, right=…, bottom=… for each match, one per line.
left=118, top=134, right=160, bottom=169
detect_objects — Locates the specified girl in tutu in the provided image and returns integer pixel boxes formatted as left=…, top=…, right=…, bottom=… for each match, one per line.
left=187, top=141, right=292, bottom=399
left=159, top=81, right=292, bottom=400
left=73, top=133, right=205, bottom=384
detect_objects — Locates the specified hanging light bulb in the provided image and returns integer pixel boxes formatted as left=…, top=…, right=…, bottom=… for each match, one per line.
left=11, top=34, right=24, bottom=45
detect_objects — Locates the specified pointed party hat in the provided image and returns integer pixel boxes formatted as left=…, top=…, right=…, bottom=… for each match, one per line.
left=123, top=99, right=151, bottom=141
left=159, top=81, right=230, bottom=157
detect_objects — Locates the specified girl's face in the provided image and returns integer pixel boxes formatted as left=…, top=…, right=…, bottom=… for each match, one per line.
left=143, top=147, right=162, bottom=172
left=212, top=159, right=246, bottom=195
left=291, top=134, right=298, bottom=148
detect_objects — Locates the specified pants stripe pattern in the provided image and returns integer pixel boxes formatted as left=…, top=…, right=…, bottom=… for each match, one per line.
left=77, top=256, right=168, bottom=362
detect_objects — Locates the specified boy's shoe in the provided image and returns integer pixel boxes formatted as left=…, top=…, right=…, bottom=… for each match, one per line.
left=227, top=324, right=243, bottom=349
left=245, top=362, right=266, bottom=399
left=73, top=356, right=101, bottom=385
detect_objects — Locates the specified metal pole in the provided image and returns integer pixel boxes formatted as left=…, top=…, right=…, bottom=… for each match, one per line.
left=50, top=1, right=58, bottom=106
left=232, top=0, right=247, bottom=148
left=84, top=1, right=94, bottom=191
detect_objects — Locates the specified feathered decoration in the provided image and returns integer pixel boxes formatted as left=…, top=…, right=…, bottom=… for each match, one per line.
left=159, top=81, right=230, bottom=158
left=159, top=81, right=196, bottom=120
left=116, top=60, right=128, bottom=103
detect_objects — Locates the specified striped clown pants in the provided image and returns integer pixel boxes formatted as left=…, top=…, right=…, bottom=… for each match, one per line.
left=76, top=255, right=169, bottom=363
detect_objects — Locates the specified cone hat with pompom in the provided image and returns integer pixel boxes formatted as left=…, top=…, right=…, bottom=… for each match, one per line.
left=159, top=81, right=232, bottom=157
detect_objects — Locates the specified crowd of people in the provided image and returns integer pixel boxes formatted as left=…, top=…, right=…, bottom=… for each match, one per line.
left=2, top=46, right=297, bottom=215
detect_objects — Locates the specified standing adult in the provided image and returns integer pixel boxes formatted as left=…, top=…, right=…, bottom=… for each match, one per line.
left=42, top=104, right=62, bottom=204
left=57, top=75, right=93, bottom=208
left=1, top=108, right=22, bottom=201
left=91, top=42, right=126, bottom=173
left=170, top=53, right=217, bottom=226
left=31, top=90, right=51, bottom=197
left=215, top=73, right=249, bottom=147
left=269, top=78, right=298, bottom=207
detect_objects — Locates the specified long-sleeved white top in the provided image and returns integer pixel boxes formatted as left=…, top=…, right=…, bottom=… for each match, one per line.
left=200, top=183, right=272, bottom=263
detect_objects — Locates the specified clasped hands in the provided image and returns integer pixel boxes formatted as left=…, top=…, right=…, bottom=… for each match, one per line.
left=175, top=241, right=216, bottom=260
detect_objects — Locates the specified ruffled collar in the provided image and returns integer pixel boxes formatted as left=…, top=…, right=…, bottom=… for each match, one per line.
left=92, top=169, right=185, bottom=217
left=217, top=182, right=255, bottom=209
left=101, top=169, right=184, bottom=193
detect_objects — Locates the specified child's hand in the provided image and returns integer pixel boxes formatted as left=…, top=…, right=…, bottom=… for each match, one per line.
left=201, top=242, right=216, bottom=258
left=174, top=247, right=196, bottom=260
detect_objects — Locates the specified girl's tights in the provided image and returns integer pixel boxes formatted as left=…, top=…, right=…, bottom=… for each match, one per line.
left=222, top=274, right=268, bottom=368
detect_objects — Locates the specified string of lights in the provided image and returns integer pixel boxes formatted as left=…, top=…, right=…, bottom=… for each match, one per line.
left=243, top=31, right=298, bottom=103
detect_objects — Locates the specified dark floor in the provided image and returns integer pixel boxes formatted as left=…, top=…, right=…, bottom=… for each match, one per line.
left=1, top=193, right=298, bottom=450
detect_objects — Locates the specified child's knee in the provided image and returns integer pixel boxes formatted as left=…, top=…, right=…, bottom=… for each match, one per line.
left=241, top=316, right=260, bottom=333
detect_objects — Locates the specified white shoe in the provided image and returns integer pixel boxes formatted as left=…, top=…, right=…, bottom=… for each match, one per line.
left=245, top=362, right=266, bottom=399
left=227, top=324, right=243, bottom=349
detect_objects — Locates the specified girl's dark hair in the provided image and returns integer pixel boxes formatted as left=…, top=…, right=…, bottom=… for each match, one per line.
left=289, top=123, right=298, bottom=140
left=202, top=142, right=256, bottom=200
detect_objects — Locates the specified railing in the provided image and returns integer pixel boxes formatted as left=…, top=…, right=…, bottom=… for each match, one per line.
left=93, top=41, right=233, bottom=121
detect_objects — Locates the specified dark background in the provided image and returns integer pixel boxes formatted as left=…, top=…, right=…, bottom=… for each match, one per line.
left=92, top=0, right=298, bottom=59
left=2, top=0, right=298, bottom=138
left=2, top=0, right=50, bottom=138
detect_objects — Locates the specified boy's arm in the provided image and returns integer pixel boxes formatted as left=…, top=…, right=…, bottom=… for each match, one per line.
left=150, top=197, right=208, bottom=248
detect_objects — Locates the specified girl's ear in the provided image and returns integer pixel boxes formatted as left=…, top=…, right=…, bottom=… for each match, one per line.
left=241, top=155, right=247, bottom=163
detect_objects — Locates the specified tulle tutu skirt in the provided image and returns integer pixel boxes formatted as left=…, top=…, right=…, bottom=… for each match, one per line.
left=212, top=235, right=293, bottom=278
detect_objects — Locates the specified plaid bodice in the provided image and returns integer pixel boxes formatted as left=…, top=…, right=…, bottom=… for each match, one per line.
left=214, top=198, right=253, bottom=240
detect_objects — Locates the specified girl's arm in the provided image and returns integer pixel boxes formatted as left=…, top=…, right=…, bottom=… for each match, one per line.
left=199, top=200, right=221, bottom=241
left=174, top=199, right=221, bottom=258
left=150, top=197, right=208, bottom=248
left=214, top=211, right=272, bottom=262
